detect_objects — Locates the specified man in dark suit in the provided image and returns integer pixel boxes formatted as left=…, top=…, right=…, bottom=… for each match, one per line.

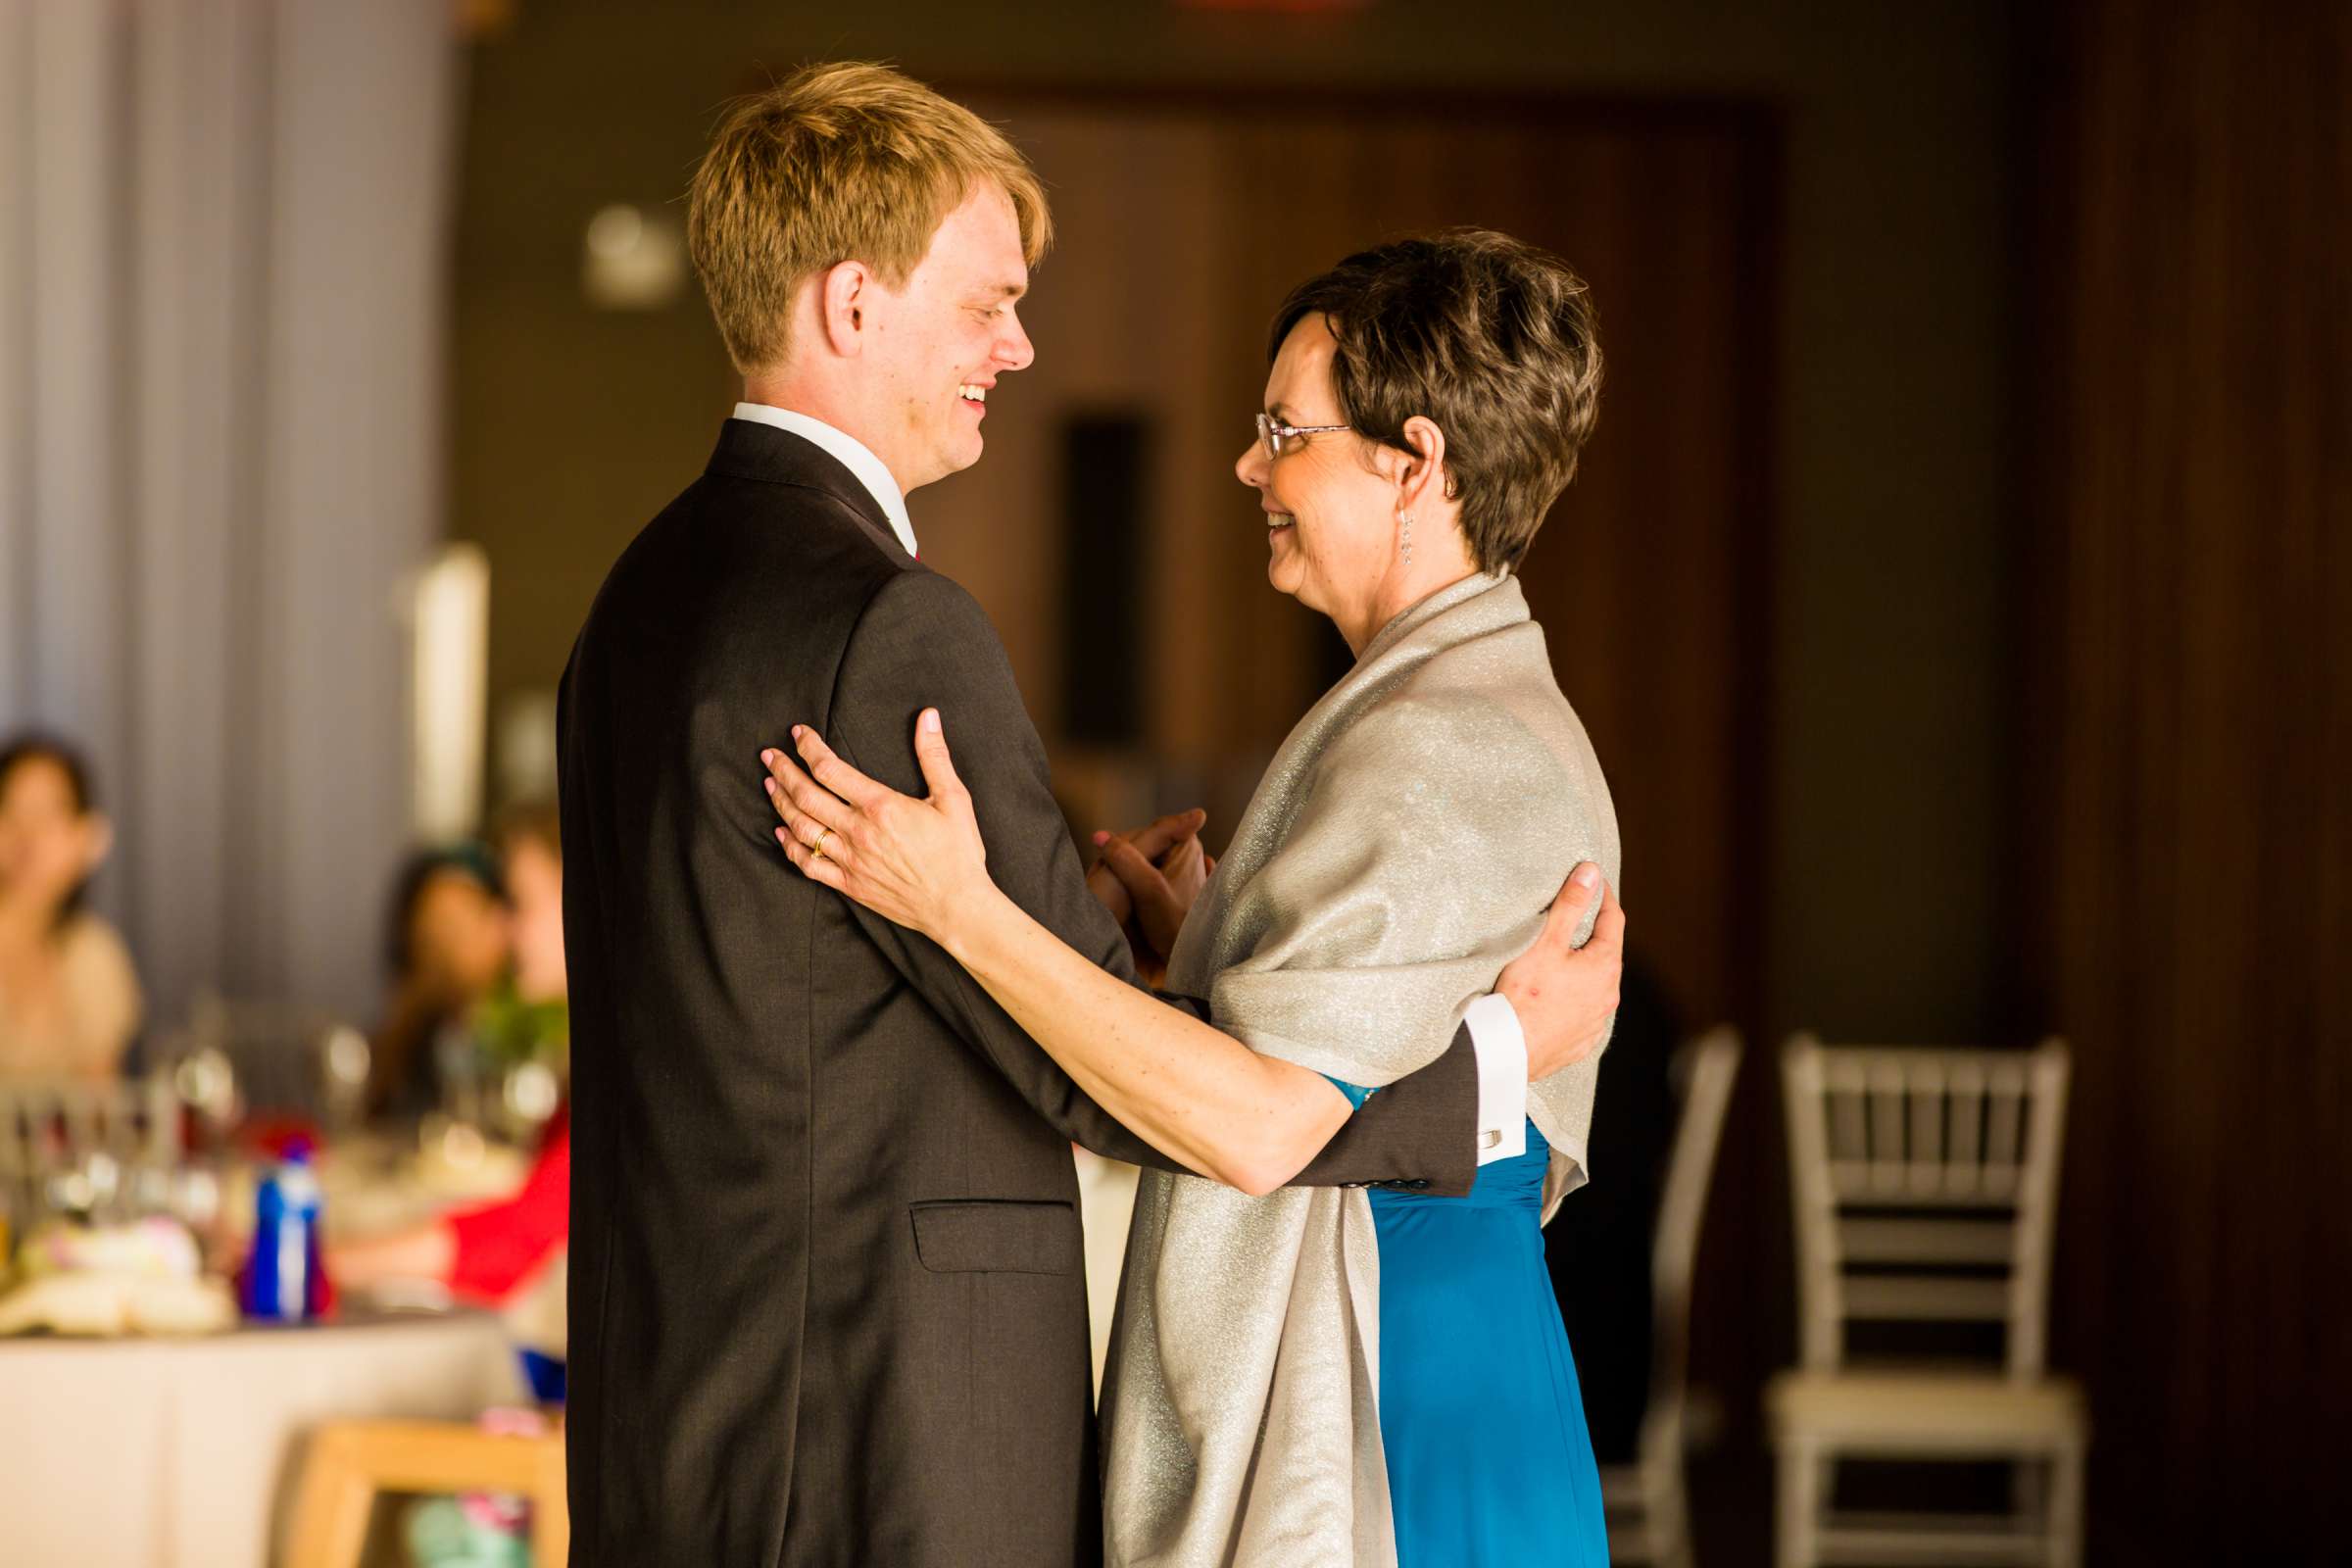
left=558, top=64, right=1624, bottom=1567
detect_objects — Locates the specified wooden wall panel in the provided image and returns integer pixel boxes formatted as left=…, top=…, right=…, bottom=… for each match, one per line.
left=2026, top=2, right=2352, bottom=1558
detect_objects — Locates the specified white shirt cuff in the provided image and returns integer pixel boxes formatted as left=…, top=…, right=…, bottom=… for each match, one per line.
left=1463, top=993, right=1529, bottom=1165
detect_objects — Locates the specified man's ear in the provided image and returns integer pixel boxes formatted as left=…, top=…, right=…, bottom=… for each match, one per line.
left=817, top=260, right=871, bottom=356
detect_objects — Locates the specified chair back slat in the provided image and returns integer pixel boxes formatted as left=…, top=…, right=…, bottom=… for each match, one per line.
left=1652, top=1028, right=1741, bottom=1307
left=1839, top=1275, right=2012, bottom=1322
left=1830, top=1077, right=1868, bottom=1171
left=1644, top=1028, right=1741, bottom=1409
left=1611, top=1028, right=1741, bottom=1568
left=1985, top=1070, right=2026, bottom=1172
left=1867, top=1065, right=1906, bottom=1190
left=1784, top=1041, right=1842, bottom=1368
left=1907, top=1056, right=1945, bottom=1193
left=2008, top=1048, right=2070, bottom=1374
left=1838, top=1217, right=2013, bottom=1264
left=1782, top=1036, right=2071, bottom=1376
left=1947, top=1060, right=1985, bottom=1192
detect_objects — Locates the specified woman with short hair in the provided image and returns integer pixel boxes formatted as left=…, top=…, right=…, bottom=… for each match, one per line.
left=764, top=228, right=1618, bottom=1566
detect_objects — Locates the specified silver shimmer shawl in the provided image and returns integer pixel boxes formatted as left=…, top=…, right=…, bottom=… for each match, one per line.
left=1099, top=571, right=1622, bottom=1568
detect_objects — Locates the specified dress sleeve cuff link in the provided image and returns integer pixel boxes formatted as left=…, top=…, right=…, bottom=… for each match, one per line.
left=1464, top=992, right=1530, bottom=1165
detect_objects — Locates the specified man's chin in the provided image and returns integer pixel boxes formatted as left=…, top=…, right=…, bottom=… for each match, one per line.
left=925, top=437, right=986, bottom=487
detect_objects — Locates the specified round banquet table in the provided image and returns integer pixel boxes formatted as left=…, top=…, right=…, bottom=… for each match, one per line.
left=0, top=1310, right=524, bottom=1568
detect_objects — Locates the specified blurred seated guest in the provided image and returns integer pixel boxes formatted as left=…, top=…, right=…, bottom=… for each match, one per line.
left=0, top=733, right=141, bottom=1078
left=365, top=844, right=511, bottom=1119
left=327, top=1102, right=570, bottom=1307
left=335, top=808, right=570, bottom=1306
left=495, top=802, right=565, bottom=1009
left=467, top=804, right=569, bottom=1092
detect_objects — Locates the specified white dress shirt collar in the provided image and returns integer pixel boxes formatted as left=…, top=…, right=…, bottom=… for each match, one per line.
left=731, top=402, right=918, bottom=559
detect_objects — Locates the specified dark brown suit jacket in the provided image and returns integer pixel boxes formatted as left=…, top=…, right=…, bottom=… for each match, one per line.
left=559, top=420, right=1481, bottom=1566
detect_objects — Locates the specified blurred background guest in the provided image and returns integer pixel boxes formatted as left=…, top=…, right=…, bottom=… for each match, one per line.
left=465, top=803, right=572, bottom=1109
left=495, top=802, right=567, bottom=1011
left=365, top=845, right=513, bottom=1121
left=325, top=1101, right=569, bottom=1309
left=333, top=806, right=570, bottom=1309
left=0, top=734, right=141, bottom=1080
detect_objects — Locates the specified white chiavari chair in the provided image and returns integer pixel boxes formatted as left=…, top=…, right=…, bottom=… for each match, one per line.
left=1769, top=1036, right=2086, bottom=1568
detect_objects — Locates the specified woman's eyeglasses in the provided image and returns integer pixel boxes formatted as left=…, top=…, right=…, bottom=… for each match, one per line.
left=1255, top=412, right=1350, bottom=460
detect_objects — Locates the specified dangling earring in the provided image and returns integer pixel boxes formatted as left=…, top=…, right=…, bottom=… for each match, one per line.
left=1399, top=512, right=1415, bottom=566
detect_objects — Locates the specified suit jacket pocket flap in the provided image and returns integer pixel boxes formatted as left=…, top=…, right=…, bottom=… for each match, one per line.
left=909, top=1200, right=1080, bottom=1275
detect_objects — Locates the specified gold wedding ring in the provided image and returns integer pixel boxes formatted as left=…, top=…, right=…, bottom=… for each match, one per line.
left=809, top=827, right=834, bottom=860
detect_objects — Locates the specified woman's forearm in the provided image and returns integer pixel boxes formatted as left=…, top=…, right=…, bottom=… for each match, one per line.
left=327, top=1219, right=458, bottom=1293
left=941, top=888, right=1349, bottom=1196
left=762, top=722, right=1348, bottom=1190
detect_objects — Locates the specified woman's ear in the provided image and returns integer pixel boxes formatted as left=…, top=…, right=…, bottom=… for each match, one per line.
left=1396, top=416, right=1450, bottom=514
left=79, top=811, right=115, bottom=874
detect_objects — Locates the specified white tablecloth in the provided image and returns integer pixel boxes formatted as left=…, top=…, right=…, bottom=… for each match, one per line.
left=0, top=1312, right=523, bottom=1568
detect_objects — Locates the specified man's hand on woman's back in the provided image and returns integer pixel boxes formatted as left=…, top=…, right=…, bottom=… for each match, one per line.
left=1500, top=866, right=1625, bottom=1080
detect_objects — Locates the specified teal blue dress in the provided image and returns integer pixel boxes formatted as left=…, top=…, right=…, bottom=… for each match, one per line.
left=1331, top=1081, right=1609, bottom=1566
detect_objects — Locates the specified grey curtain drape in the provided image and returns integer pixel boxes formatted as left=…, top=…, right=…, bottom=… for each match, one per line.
left=0, top=0, right=459, bottom=1024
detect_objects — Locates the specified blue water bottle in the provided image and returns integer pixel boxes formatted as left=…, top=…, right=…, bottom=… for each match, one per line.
left=243, top=1141, right=326, bottom=1321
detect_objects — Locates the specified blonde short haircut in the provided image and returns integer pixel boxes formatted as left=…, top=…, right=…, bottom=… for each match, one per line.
left=688, top=62, right=1053, bottom=373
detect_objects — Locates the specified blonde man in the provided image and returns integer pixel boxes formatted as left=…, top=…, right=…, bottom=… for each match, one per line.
left=558, top=63, right=1618, bottom=1566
